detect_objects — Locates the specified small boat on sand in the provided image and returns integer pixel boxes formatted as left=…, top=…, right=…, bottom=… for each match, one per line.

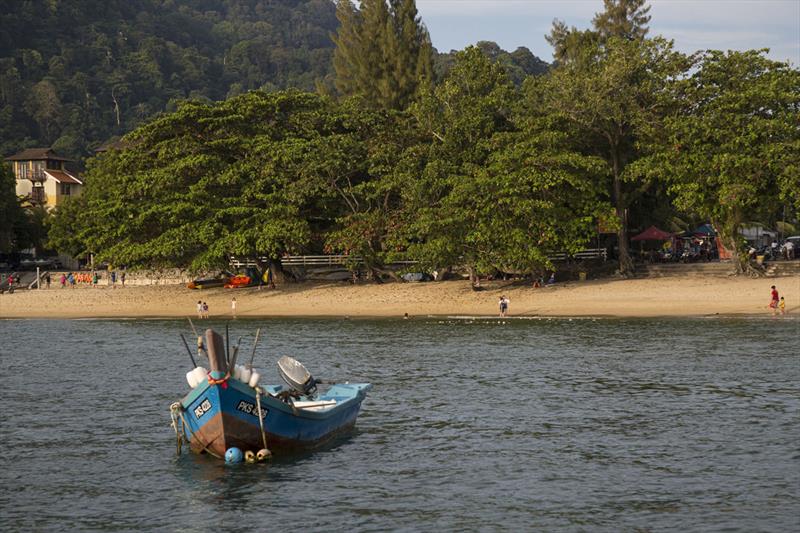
left=169, top=328, right=371, bottom=460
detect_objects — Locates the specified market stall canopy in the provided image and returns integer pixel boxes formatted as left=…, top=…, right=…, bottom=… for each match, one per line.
left=631, top=225, right=674, bottom=241
left=693, top=224, right=716, bottom=236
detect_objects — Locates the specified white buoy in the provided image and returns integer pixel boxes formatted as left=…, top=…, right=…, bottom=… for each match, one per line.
left=249, top=371, right=261, bottom=388
left=192, top=366, right=208, bottom=387
left=186, top=369, right=198, bottom=389
left=256, top=448, right=272, bottom=462
left=240, top=366, right=252, bottom=384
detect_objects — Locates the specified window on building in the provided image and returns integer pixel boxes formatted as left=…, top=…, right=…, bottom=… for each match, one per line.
left=32, top=161, right=45, bottom=181
left=60, top=183, right=71, bottom=196
left=18, top=163, right=28, bottom=179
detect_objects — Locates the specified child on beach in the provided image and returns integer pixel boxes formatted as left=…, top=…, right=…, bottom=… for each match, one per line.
left=60, top=273, right=66, bottom=288
left=231, top=297, right=237, bottom=318
left=202, top=302, right=209, bottom=319
left=779, top=297, right=786, bottom=315
left=196, top=300, right=203, bottom=319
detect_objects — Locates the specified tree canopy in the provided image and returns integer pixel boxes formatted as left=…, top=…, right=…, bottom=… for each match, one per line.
left=635, top=49, right=800, bottom=271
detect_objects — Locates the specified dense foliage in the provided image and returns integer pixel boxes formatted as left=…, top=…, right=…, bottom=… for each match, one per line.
left=0, top=0, right=339, bottom=159
left=636, top=50, right=800, bottom=272
left=6, top=0, right=799, bottom=278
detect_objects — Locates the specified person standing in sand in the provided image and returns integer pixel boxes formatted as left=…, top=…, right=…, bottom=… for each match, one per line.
left=778, top=297, right=786, bottom=315
left=45, top=273, right=51, bottom=289
left=769, top=285, right=779, bottom=315
left=202, top=301, right=209, bottom=319
left=499, top=295, right=509, bottom=317
left=231, top=296, right=237, bottom=318
left=196, top=300, right=203, bottom=319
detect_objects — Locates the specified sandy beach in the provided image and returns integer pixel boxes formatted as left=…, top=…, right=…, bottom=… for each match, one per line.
left=1, top=275, right=798, bottom=319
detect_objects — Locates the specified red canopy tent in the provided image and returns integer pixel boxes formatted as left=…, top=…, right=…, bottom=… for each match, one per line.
left=631, top=225, right=673, bottom=241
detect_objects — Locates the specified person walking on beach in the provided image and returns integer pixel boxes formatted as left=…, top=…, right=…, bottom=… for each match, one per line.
left=120, top=271, right=126, bottom=287
left=769, top=285, right=779, bottom=316
left=196, top=300, right=203, bottom=319
left=60, top=273, right=66, bottom=288
left=92, top=271, right=98, bottom=287
left=45, top=273, right=51, bottom=289
left=778, top=297, right=786, bottom=315
left=499, top=295, right=509, bottom=317
left=68, top=272, right=75, bottom=288
left=202, top=301, right=209, bottom=319
left=110, top=271, right=116, bottom=288
left=231, top=296, right=237, bottom=318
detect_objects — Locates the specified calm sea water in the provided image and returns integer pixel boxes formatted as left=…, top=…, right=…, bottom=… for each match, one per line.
left=0, top=317, right=797, bottom=532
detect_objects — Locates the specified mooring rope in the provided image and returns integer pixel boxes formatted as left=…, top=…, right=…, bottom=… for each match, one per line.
left=169, top=401, right=222, bottom=459
left=255, top=387, right=270, bottom=453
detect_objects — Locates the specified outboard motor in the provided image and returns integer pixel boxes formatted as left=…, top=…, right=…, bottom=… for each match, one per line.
left=277, top=356, right=317, bottom=396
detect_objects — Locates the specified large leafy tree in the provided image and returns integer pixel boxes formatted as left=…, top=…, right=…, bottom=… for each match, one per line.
left=49, top=90, right=376, bottom=271
left=636, top=50, right=800, bottom=273
left=390, top=47, right=606, bottom=280
left=544, top=0, right=689, bottom=275
left=332, top=0, right=433, bottom=110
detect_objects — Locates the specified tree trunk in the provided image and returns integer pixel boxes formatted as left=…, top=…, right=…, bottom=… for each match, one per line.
left=611, top=150, right=634, bottom=277
left=716, top=214, right=747, bottom=275
left=269, top=259, right=287, bottom=284
left=468, top=265, right=477, bottom=285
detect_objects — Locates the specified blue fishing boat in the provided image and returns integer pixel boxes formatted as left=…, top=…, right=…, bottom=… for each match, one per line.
left=169, top=328, right=371, bottom=460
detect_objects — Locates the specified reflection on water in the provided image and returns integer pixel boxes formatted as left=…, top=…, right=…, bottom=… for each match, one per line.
left=1, top=317, right=798, bottom=531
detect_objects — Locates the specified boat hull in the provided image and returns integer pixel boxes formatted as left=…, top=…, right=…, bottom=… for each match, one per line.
left=180, top=377, right=370, bottom=457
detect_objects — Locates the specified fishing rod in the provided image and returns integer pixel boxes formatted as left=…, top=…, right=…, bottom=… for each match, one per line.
left=179, top=333, right=198, bottom=368
left=248, top=328, right=262, bottom=369
left=225, top=324, right=230, bottom=367
left=229, top=336, right=243, bottom=370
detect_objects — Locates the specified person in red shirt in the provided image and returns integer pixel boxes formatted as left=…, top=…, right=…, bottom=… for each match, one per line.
left=769, top=285, right=779, bottom=315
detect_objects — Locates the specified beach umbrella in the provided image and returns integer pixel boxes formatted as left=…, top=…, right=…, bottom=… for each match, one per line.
left=631, top=226, right=674, bottom=241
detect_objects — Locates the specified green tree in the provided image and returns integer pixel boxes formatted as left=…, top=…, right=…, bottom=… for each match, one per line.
left=543, top=36, right=689, bottom=275
left=636, top=50, right=800, bottom=273
left=391, top=47, right=606, bottom=281
left=592, top=0, right=651, bottom=41
left=49, top=90, right=379, bottom=271
left=547, top=0, right=650, bottom=64
left=332, top=0, right=433, bottom=110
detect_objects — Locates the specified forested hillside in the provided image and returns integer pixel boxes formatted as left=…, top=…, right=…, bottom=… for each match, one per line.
left=0, top=0, right=549, bottom=163
left=0, top=0, right=339, bottom=160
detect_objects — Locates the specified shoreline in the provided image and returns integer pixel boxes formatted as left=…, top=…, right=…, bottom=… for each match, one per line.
left=1, top=276, right=797, bottom=320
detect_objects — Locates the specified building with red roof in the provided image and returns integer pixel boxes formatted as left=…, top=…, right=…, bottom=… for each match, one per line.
left=5, top=147, right=83, bottom=208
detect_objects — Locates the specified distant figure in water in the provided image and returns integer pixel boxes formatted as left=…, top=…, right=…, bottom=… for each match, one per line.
left=403, top=312, right=409, bottom=320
